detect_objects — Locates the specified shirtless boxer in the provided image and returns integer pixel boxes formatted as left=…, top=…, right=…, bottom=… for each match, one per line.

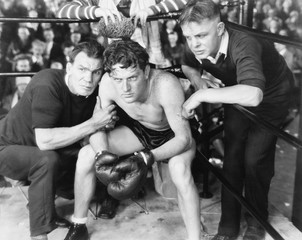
left=64, top=39, right=202, bottom=240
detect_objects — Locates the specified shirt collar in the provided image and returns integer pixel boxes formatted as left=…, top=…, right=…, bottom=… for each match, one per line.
left=65, top=73, right=69, bottom=88
left=206, top=29, right=229, bottom=64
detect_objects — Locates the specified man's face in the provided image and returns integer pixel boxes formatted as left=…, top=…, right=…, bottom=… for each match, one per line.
left=41, top=22, right=51, bottom=29
left=32, top=44, right=44, bottom=56
left=15, top=76, right=31, bottom=97
left=43, top=30, right=54, bottom=42
left=166, top=20, right=176, bottom=31
left=168, top=32, right=178, bottom=45
left=109, top=64, right=148, bottom=103
left=63, top=46, right=74, bottom=57
left=3, top=0, right=14, bottom=9
left=70, top=33, right=81, bottom=44
left=181, top=18, right=222, bottom=60
left=18, top=27, right=29, bottom=41
left=16, top=59, right=31, bottom=71
left=66, top=52, right=102, bottom=97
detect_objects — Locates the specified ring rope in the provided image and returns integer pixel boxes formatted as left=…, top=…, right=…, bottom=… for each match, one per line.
left=0, top=13, right=301, bottom=48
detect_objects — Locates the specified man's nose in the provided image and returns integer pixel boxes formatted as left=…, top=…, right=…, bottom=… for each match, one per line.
left=83, top=71, right=93, bottom=82
left=191, top=37, right=200, bottom=48
left=122, top=80, right=130, bottom=91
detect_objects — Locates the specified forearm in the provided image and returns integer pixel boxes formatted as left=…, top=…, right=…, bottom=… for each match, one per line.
left=35, top=118, right=100, bottom=151
left=182, top=65, right=201, bottom=80
left=182, top=65, right=206, bottom=90
left=151, top=135, right=192, bottom=162
left=89, top=130, right=109, bottom=154
left=195, top=84, right=263, bottom=106
left=56, top=2, right=98, bottom=19
left=149, top=0, right=188, bottom=15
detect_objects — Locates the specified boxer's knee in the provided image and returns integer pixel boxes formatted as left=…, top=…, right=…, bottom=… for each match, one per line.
left=76, top=145, right=95, bottom=174
left=169, top=156, right=192, bottom=190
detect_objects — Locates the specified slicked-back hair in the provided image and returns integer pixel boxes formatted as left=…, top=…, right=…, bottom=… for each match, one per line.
left=69, top=40, right=105, bottom=63
left=103, top=40, right=149, bottom=73
left=178, top=0, right=221, bottom=26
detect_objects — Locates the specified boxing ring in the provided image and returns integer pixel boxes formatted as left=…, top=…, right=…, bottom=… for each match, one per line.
left=1, top=2, right=302, bottom=239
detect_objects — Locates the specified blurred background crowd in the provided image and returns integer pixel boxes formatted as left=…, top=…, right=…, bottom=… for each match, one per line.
left=0, top=0, right=301, bottom=114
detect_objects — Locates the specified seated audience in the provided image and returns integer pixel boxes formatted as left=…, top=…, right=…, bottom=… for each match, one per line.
left=30, top=39, right=47, bottom=72
left=5, top=25, right=33, bottom=65
left=2, top=76, right=31, bottom=111
left=163, top=31, right=184, bottom=65
left=13, top=53, right=33, bottom=72
left=42, top=27, right=64, bottom=67
left=61, top=41, right=75, bottom=68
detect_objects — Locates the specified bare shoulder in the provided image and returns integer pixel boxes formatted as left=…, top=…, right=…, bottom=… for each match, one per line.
left=99, top=72, right=114, bottom=99
left=152, top=69, right=183, bottom=91
left=99, top=72, right=113, bottom=92
left=99, top=72, right=111, bottom=87
left=152, top=70, right=184, bottom=96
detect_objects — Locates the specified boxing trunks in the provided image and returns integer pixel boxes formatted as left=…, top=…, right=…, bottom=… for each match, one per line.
left=116, top=106, right=175, bottom=150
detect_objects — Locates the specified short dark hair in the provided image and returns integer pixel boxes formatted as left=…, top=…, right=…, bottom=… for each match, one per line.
left=69, top=40, right=105, bottom=63
left=178, top=0, right=221, bottom=27
left=13, top=53, right=33, bottom=71
left=103, top=40, right=149, bottom=73
left=13, top=53, right=32, bottom=64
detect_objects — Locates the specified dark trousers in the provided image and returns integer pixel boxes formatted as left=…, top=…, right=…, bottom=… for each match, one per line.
left=0, top=145, right=78, bottom=236
left=218, top=103, right=288, bottom=237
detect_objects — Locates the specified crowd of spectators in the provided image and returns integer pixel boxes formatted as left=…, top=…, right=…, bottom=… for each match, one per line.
left=0, top=0, right=301, bottom=115
left=0, top=0, right=69, bottom=115
left=252, top=0, right=302, bottom=76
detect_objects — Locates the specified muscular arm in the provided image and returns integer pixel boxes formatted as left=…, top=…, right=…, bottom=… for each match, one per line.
left=182, top=84, right=263, bottom=118
left=35, top=100, right=116, bottom=151
left=56, top=0, right=120, bottom=21
left=182, top=64, right=207, bottom=90
left=89, top=73, right=114, bottom=153
left=196, top=84, right=263, bottom=105
left=56, top=0, right=98, bottom=19
left=149, top=0, right=188, bottom=15
left=130, top=0, right=188, bottom=25
left=151, top=73, right=193, bottom=161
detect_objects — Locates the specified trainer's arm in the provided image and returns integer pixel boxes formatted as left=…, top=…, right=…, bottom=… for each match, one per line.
left=148, top=0, right=188, bottom=15
left=182, top=84, right=263, bottom=119
left=181, top=65, right=207, bottom=90
left=56, top=0, right=120, bottom=22
left=151, top=73, right=193, bottom=161
left=131, top=0, right=188, bottom=26
left=35, top=101, right=116, bottom=151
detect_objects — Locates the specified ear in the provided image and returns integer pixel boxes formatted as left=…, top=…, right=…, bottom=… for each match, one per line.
left=66, top=62, right=72, bottom=74
left=217, top=22, right=225, bottom=37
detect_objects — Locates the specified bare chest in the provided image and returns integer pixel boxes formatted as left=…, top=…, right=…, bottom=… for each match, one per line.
left=118, top=101, right=169, bottom=130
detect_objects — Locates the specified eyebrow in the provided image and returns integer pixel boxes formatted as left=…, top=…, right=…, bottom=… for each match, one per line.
left=78, top=64, right=102, bottom=72
left=183, top=29, right=206, bottom=37
left=110, top=70, right=138, bottom=77
left=92, top=67, right=103, bottom=72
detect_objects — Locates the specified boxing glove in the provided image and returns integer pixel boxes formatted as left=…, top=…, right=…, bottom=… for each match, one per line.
left=133, top=149, right=155, bottom=167
left=95, top=151, right=120, bottom=186
left=107, top=149, right=154, bottom=200
left=107, top=156, right=148, bottom=200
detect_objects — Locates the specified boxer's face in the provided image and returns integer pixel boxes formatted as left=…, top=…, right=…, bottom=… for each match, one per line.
left=109, top=64, right=149, bottom=103
left=66, top=52, right=103, bottom=97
